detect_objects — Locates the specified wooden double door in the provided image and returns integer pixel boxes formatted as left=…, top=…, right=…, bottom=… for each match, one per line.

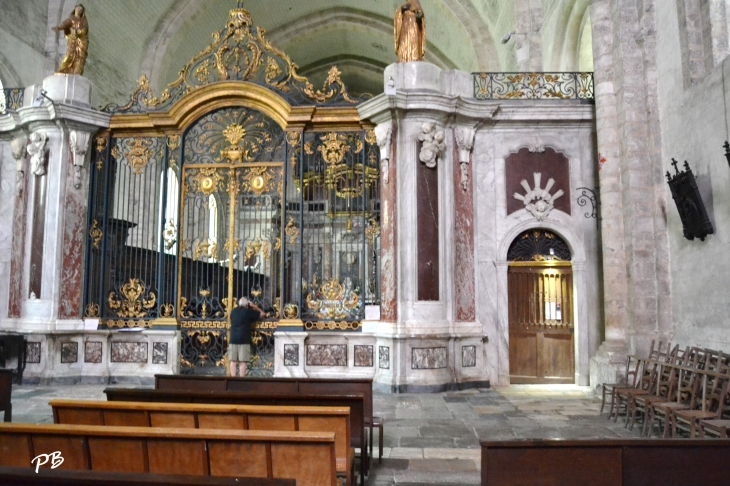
left=508, top=263, right=574, bottom=384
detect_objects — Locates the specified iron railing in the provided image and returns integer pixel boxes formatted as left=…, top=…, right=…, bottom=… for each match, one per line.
left=1, top=88, right=24, bottom=112
left=473, top=72, right=594, bottom=101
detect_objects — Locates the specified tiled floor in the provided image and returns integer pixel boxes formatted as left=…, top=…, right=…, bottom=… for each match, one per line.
left=8, top=383, right=642, bottom=485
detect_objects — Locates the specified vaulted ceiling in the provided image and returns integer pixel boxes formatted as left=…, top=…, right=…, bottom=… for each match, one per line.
left=0, top=0, right=594, bottom=108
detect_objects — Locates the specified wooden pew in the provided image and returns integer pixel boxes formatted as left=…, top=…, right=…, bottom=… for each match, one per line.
left=105, top=388, right=367, bottom=486
left=0, top=423, right=336, bottom=486
left=0, top=369, right=12, bottom=422
left=481, top=439, right=730, bottom=486
left=155, top=374, right=383, bottom=464
left=51, top=400, right=354, bottom=486
left=0, top=466, right=295, bottom=486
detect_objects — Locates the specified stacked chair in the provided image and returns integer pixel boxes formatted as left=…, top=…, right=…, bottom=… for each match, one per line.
left=604, top=342, right=730, bottom=439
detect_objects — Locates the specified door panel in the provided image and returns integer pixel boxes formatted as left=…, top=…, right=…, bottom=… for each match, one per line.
left=509, top=332, right=538, bottom=381
left=508, top=265, right=574, bottom=384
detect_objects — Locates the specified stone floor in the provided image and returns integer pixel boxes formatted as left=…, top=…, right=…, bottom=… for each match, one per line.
left=9, top=384, right=642, bottom=485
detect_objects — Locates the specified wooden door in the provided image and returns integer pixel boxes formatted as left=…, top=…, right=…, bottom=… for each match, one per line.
left=508, top=264, right=574, bottom=384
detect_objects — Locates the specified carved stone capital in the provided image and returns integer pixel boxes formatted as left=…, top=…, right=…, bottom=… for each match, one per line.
left=70, top=130, right=91, bottom=189
left=374, top=123, right=393, bottom=184
left=455, top=126, right=476, bottom=191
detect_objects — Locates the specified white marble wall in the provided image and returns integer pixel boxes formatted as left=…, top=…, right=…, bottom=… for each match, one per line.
left=474, top=109, right=600, bottom=386
left=0, top=142, right=14, bottom=321
left=359, top=62, right=599, bottom=390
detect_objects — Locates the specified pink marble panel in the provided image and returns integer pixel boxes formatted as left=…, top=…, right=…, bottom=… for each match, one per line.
left=380, top=127, right=398, bottom=321
left=453, top=135, right=475, bottom=321
left=59, top=142, right=88, bottom=319
left=8, top=169, right=28, bottom=318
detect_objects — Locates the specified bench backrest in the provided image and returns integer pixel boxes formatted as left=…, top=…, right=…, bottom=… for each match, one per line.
left=0, top=466, right=295, bottom=486
left=105, top=387, right=366, bottom=449
left=481, top=439, right=730, bottom=486
left=51, top=400, right=350, bottom=471
left=0, top=423, right=336, bottom=486
left=155, top=375, right=375, bottom=424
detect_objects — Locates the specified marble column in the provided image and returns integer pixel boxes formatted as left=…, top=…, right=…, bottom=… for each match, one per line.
left=0, top=74, right=110, bottom=331
left=453, top=126, right=476, bottom=322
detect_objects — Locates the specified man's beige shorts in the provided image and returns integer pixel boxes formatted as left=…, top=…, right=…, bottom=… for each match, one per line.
left=229, top=344, right=252, bottom=362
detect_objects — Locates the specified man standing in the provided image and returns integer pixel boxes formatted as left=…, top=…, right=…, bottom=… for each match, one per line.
left=229, top=297, right=266, bottom=377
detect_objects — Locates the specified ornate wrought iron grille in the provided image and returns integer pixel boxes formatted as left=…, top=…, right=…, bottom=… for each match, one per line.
left=1, top=88, right=23, bottom=112
left=473, top=73, right=594, bottom=101
left=85, top=104, right=381, bottom=374
left=507, top=229, right=572, bottom=262
left=288, top=130, right=380, bottom=331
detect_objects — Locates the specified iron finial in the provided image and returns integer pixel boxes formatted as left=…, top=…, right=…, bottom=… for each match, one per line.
left=725, top=141, right=730, bottom=168
left=684, top=161, right=691, bottom=173
left=666, top=171, right=672, bottom=182
left=671, top=158, right=680, bottom=174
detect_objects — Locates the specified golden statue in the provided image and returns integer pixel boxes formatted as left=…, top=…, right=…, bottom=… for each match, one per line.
left=52, top=4, right=89, bottom=75
left=394, top=0, right=426, bottom=63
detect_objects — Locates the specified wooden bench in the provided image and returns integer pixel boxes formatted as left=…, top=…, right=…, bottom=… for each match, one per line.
left=0, top=369, right=12, bottom=422
left=0, top=466, right=295, bottom=486
left=481, top=439, right=730, bottom=486
left=0, top=423, right=335, bottom=486
left=51, top=400, right=354, bottom=486
left=105, top=387, right=367, bottom=486
left=155, top=375, right=383, bottom=464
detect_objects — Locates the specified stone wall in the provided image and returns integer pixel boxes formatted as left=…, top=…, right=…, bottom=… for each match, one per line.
left=656, top=1, right=730, bottom=352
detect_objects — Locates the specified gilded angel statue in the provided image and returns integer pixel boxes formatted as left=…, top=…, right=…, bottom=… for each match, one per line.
left=52, top=4, right=89, bottom=75
left=395, top=0, right=426, bottom=63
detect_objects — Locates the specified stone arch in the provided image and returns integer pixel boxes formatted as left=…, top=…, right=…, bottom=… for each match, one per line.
left=497, top=219, right=586, bottom=265
left=542, top=0, right=591, bottom=71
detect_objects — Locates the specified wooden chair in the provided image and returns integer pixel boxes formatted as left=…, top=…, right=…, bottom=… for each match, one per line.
left=671, top=370, right=730, bottom=437
left=0, top=423, right=337, bottom=486
left=629, top=358, right=679, bottom=432
left=52, top=400, right=355, bottom=486
left=601, top=351, right=645, bottom=414
left=645, top=359, right=703, bottom=437
left=699, top=419, right=730, bottom=438
left=610, top=358, right=659, bottom=424
left=606, top=358, right=646, bottom=422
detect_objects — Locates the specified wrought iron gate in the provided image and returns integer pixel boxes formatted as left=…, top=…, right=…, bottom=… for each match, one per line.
left=83, top=5, right=381, bottom=376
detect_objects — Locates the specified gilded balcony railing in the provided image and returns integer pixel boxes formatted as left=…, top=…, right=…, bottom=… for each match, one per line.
left=473, top=72, right=594, bottom=101
left=1, top=88, right=24, bottom=113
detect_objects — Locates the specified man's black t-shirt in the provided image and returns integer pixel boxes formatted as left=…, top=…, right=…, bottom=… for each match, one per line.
left=229, top=306, right=260, bottom=344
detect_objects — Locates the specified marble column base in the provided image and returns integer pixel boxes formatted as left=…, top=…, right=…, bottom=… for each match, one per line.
left=363, top=321, right=489, bottom=393
left=589, top=340, right=629, bottom=396
left=10, top=329, right=179, bottom=385
left=273, top=331, right=377, bottom=380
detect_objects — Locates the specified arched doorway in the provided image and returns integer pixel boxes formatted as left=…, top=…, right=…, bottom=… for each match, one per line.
left=507, top=229, right=574, bottom=384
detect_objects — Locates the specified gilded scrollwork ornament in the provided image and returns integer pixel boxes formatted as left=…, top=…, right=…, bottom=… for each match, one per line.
left=121, top=138, right=155, bottom=175
left=89, top=220, right=103, bottom=249
left=107, top=278, right=157, bottom=319
left=104, top=6, right=362, bottom=114
left=285, top=217, right=299, bottom=245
